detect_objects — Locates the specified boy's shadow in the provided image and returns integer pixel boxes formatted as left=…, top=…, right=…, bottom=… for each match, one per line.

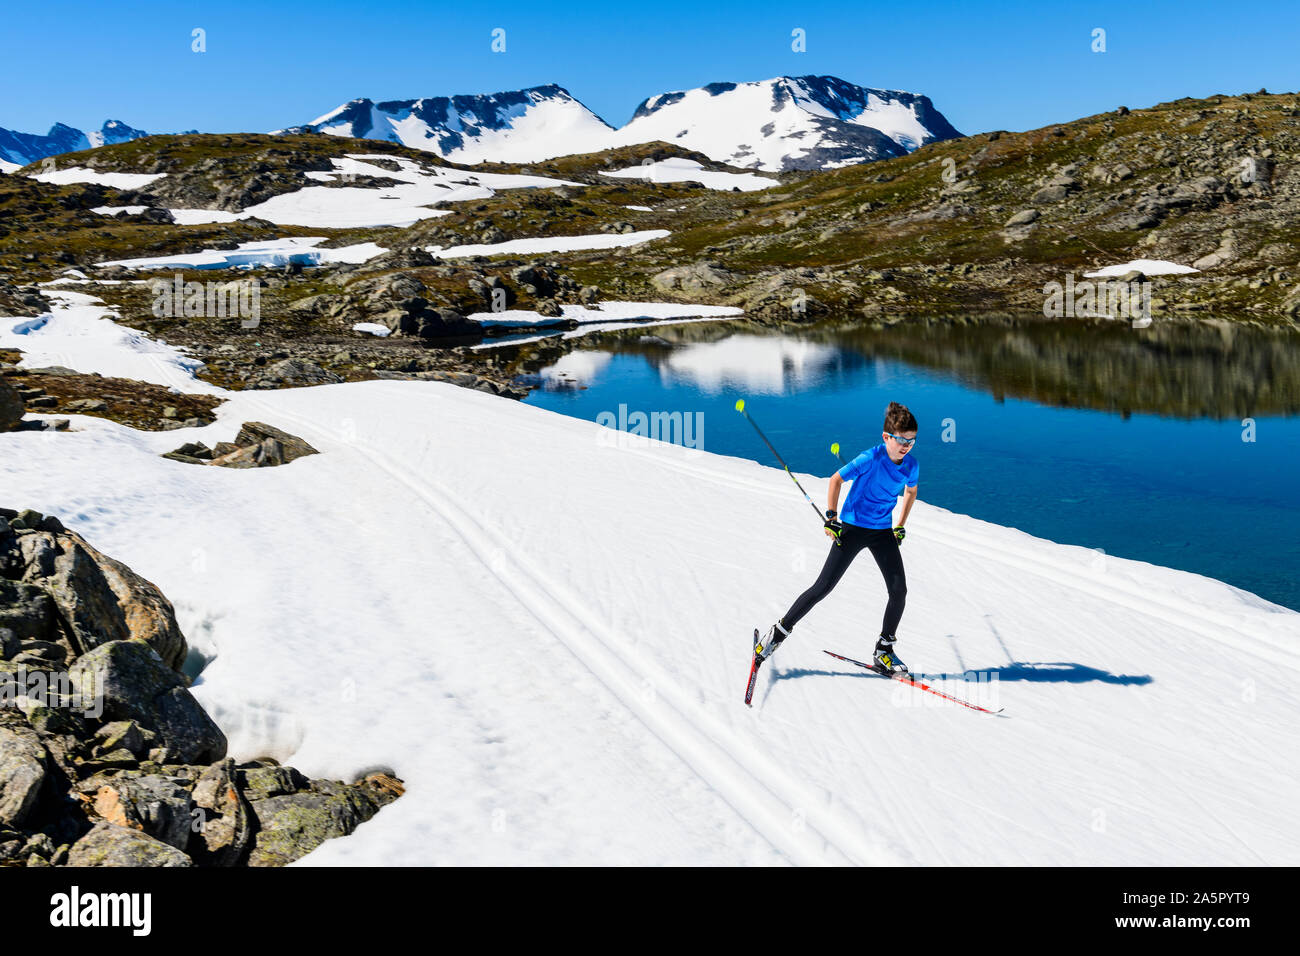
left=772, top=661, right=1152, bottom=685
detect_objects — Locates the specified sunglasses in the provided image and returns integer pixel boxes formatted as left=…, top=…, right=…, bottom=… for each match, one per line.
left=885, top=433, right=917, bottom=447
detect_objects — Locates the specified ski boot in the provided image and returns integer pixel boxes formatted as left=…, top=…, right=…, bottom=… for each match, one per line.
left=754, top=621, right=792, bottom=663
left=873, top=634, right=909, bottom=676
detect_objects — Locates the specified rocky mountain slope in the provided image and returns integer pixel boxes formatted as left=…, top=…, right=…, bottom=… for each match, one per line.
left=606, top=75, right=962, bottom=170
left=1, top=88, right=1297, bottom=415
left=285, top=83, right=619, bottom=166
left=291, top=76, right=962, bottom=172
left=0, top=120, right=147, bottom=167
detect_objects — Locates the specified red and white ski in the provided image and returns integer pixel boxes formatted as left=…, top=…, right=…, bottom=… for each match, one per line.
left=823, top=649, right=1005, bottom=715
left=744, top=629, right=763, bottom=706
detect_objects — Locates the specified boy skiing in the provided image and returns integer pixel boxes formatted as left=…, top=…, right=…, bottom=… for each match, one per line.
left=754, top=401, right=919, bottom=677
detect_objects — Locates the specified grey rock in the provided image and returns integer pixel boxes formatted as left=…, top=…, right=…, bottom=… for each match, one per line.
left=94, top=720, right=146, bottom=758
left=0, top=726, right=47, bottom=827
left=510, top=263, right=558, bottom=297
left=190, top=758, right=253, bottom=866
left=64, top=398, right=108, bottom=413
left=207, top=445, right=260, bottom=469
left=0, top=379, right=23, bottom=432
left=68, top=640, right=226, bottom=765
left=233, top=422, right=319, bottom=463
left=416, top=307, right=473, bottom=339
left=16, top=529, right=187, bottom=669
left=1031, top=184, right=1072, bottom=203
left=67, top=820, right=192, bottom=866
left=1004, top=209, right=1040, bottom=227
left=91, top=774, right=195, bottom=850
left=245, top=784, right=380, bottom=867
left=651, top=262, right=736, bottom=294
left=239, top=764, right=308, bottom=801
left=0, top=626, right=19, bottom=660
left=249, top=359, right=343, bottom=389
left=161, top=451, right=206, bottom=465
left=0, top=583, right=58, bottom=644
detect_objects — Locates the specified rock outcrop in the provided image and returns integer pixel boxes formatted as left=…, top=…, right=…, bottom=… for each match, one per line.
left=0, top=509, right=403, bottom=867
left=164, top=421, right=320, bottom=469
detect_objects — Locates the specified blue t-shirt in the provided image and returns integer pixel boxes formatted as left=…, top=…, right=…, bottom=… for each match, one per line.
left=837, top=444, right=919, bottom=529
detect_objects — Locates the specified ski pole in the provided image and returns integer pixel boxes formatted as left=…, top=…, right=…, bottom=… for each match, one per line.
left=735, top=399, right=840, bottom=546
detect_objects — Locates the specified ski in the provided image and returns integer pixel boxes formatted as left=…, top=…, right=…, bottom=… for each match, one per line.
left=744, top=628, right=763, bottom=706
left=823, top=649, right=1005, bottom=714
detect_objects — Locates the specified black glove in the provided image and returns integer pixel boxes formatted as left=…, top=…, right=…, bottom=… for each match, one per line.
left=893, top=526, right=906, bottom=545
left=824, top=509, right=843, bottom=543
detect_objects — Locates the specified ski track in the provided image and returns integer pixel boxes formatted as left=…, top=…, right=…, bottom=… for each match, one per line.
left=255, top=386, right=904, bottom=866
left=931, top=522, right=1299, bottom=670
left=9, top=292, right=1299, bottom=865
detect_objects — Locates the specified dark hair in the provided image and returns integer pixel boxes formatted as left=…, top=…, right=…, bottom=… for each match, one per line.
left=883, top=401, right=918, bottom=433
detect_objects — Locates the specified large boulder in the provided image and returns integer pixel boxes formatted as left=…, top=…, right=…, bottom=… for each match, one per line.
left=233, top=422, right=318, bottom=463
left=248, top=359, right=343, bottom=389
left=510, top=263, right=559, bottom=297
left=14, top=528, right=187, bottom=669
left=90, top=773, right=195, bottom=850
left=0, top=379, right=23, bottom=432
left=68, top=640, right=226, bottom=765
left=0, top=726, right=47, bottom=827
left=0, top=581, right=58, bottom=644
left=246, top=774, right=400, bottom=867
left=189, top=758, right=253, bottom=866
left=67, top=820, right=192, bottom=866
left=651, top=262, right=736, bottom=295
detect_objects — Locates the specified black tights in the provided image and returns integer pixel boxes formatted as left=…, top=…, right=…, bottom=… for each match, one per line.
left=781, top=523, right=907, bottom=639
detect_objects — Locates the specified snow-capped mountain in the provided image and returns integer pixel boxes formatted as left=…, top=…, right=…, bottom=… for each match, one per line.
left=280, top=84, right=617, bottom=166
left=0, top=119, right=147, bottom=167
left=609, top=76, right=962, bottom=171
left=289, top=75, right=961, bottom=172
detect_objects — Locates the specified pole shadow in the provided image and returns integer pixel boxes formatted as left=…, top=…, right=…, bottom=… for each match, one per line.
left=770, top=662, right=1152, bottom=685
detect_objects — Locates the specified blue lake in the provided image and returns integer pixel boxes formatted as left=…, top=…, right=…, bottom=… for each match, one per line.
left=513, top=317, right=1300, bottom=612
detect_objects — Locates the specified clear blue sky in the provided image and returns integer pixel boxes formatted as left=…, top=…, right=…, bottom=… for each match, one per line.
left=3, top=0, right=1297, bottom=138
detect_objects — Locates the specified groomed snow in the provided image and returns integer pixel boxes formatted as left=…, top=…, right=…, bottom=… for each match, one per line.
left=429, top=229, right=669, bottom=260
left=95, top=237, right=386, bottom=271
left=1084, top=259, right=1199, bottom=278
left=30, top=167, right=165, bottom=189
left=4, top=294, right=1299, bottom=866
left=600, top=158, right=778, bottom=192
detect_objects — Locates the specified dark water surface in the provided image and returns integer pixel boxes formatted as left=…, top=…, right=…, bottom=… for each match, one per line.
left=515, top=316, right=1300, bottom=611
